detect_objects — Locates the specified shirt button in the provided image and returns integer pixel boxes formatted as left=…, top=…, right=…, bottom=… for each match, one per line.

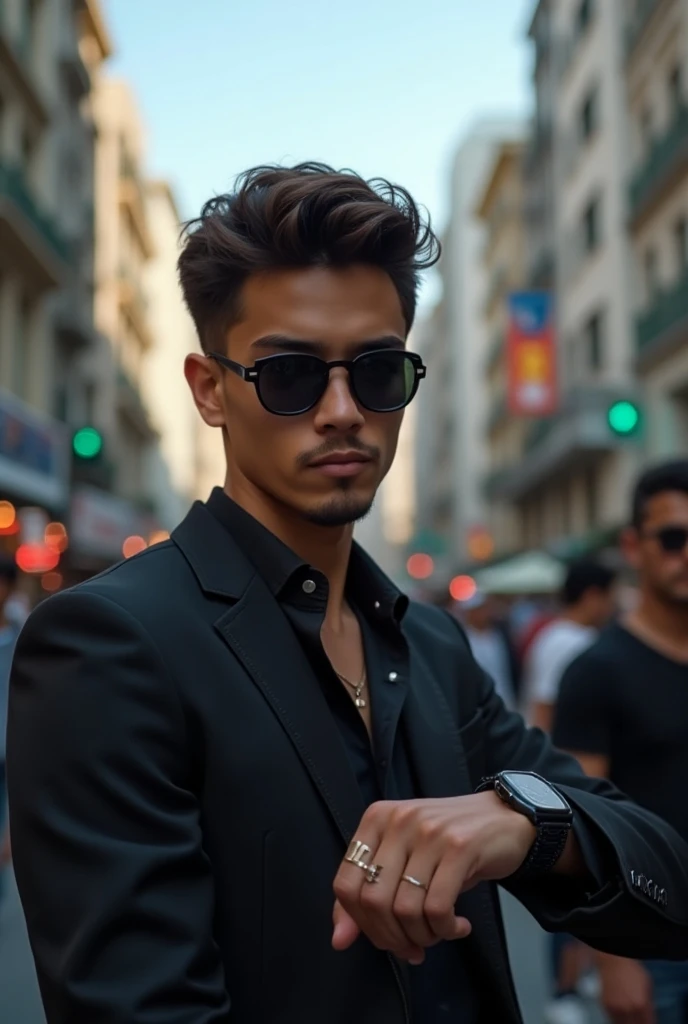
left=374, top=600, right=381, bottom=610
left=388, top=671, right=398, bottom=682
left=302, top=579, right=317, bottom=595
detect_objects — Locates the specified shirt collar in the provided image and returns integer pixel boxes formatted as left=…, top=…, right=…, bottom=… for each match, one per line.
left=206, top=488, right=408, bottom=624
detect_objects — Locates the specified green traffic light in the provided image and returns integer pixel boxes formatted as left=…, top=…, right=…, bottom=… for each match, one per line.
left=73, top=426, right=103, bottom=460
left=607, top=400, right=640, bottom=437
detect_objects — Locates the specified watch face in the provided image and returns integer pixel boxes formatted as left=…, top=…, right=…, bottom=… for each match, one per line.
left=505, top=772, right=569, bottom=811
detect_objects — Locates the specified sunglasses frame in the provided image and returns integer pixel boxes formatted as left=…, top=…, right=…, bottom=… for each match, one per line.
left=645, top=525, right=688, bottom=554
left=208, top=348, right=426, bottom=416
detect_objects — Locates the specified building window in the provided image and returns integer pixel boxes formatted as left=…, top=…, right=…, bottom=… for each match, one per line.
left=584, top=310, right=604, bottom=371
left=669, top=65, right=683, bottom=120
left=582, top=195, right=601, bottom=253
left=577, top=0, right=593, bottom=36
left=644, top=247, right=658, bottom=301
left=580, top=87, right=598, bottom=142
left=675, top=217, right=688, bottom=275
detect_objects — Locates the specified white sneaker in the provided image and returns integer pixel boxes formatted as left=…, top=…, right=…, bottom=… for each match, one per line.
left=543, top=995, right=590, bottom=1024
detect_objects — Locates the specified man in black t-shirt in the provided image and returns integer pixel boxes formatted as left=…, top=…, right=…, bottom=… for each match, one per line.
left=554, top=459, right=688, bottom=1024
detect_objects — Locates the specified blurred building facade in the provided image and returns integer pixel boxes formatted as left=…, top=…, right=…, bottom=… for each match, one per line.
left=477, top=139, right=527, bottom=555
left=0, top=0, right=220, bottom=592
left=413, top=119, right=526, bottom=581
left=0, top=0, right=104, bottom=587
left=626, top=0, right=688, bottom=459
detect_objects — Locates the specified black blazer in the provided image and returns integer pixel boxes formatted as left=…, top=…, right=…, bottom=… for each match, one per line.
left=7, top=500, right=688, bottom=1024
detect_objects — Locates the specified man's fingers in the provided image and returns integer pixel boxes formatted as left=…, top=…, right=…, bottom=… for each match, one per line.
left=422, top=844, right=474, bottom=941
left=332, top=899, right=360, bottom=951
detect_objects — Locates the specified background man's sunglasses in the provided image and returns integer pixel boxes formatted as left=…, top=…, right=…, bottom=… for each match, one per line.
left=208, top=348, right=426, bottom=416
left=645, top=526, right=688, bottom=554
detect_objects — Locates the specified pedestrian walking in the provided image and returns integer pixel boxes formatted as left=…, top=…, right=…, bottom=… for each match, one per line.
left=525, top=559, right=617, bottom=1024
left=554, top=459, right=688, bottom=1024
left=7, top=165, right=688, bottom=1024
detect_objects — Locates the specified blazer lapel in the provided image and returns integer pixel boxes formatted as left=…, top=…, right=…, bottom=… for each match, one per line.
left=216, top=574, right=367, bottom=847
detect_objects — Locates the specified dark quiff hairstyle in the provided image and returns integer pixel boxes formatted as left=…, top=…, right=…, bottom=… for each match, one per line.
left=178, top=162, right=440, bottom=353
left=562, top=559, right=616, bottom=606
left=632, top=459, right=688, bottom=528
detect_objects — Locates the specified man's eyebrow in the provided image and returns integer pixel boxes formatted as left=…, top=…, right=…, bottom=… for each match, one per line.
left=250, top=334, right=406, bottom=354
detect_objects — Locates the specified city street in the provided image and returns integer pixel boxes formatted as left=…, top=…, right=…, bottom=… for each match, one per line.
left=0, top=865, right=593, bottom=1024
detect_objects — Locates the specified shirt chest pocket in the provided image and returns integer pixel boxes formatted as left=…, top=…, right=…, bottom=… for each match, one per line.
left=457, top=708, right=487, bottom=787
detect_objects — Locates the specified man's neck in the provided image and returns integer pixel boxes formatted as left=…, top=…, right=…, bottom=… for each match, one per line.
left=626, top=591, right=688, bottom=661
left=561, top=608, right=594, bottom=629
left=224, top=482, right=353, bottom=625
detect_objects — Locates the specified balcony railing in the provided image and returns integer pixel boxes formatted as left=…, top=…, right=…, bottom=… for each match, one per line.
left=636, top=268, right=688, bottom=355
left=0, top=161, right=71, bottom=264
left=629, top=105, right=688, bottom=226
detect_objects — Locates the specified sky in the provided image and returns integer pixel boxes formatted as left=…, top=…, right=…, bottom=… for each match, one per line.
left=104, top=0, right=534, bottom=237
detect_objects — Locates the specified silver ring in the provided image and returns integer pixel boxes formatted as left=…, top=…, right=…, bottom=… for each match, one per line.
left=365, top=863, right=383, bottom=884
left=401, top=874, right=428, bottom=890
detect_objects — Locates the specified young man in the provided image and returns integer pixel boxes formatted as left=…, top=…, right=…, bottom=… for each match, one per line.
left=554, top=460, right=688, bottom=1024
left=8, top=165, right=688, bottom=1024
left=0, top=556, right=19, bottom=884
left=460, top=591, right=516, bottom=709
left=527, top=560, right=617, bottom=733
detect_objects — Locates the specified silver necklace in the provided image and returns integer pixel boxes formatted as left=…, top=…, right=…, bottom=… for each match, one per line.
left=336, top=669, right=367, bottom=708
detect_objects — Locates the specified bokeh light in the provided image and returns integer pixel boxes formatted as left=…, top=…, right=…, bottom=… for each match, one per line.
left=0, top=500, right=17, bottom=531
left=123, top=535, right=147, bottom=559
left=45, top=521, right=69, bottom=553
left=42, top=571, right=64, bottom=593
left=406, top=553, right=435, bottom=580
left=16, top=543, right=60, bottom=574
left=449, top=575, right=477, bottom=602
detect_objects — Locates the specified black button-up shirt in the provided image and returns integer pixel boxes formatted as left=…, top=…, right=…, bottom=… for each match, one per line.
left=208, top=489, right=479, bottom=1023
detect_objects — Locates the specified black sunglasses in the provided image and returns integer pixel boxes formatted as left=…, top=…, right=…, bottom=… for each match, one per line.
left=646, top=526, right=688, bottom=554
left=208, top=348, right=426, bottom=416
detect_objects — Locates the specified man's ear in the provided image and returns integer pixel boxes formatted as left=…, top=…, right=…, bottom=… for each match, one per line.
left=620, top=525, right=641, bottom=571
left=184, top=353, right=226, bottom=428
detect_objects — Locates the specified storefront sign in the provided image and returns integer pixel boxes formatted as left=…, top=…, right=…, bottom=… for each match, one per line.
left=507, top=292, right=558, bottom=417
left=0, top=388, right=69, bottom=509
left=70, top=485, right=156, bottom=561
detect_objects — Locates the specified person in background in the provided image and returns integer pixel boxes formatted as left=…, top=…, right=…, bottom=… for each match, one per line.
left=526, top=560, right=617, bottom=733
left=460, top=591, right=516, bottom=710
left=526, top=560, right=617, bottom=1024
left=0, top=556, right=20, bottom=888
left=554, top=459, right=688, bottom=1024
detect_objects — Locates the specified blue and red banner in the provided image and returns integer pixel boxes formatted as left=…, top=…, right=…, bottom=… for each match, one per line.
left=507, top=292, right=558, bottom=417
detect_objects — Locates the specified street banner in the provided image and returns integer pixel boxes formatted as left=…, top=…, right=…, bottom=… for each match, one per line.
left=506, top=292, right=557, bottom=417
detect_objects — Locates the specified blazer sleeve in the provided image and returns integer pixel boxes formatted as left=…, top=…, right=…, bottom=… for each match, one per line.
left=7, top=590, right=231, bottom=1024
left=470, top=646, right=688, bottom=959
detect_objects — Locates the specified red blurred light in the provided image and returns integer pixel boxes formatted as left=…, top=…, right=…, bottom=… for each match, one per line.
left=123, top=535, right=147, bottom=559
left=16, top=543, right=60, bottom=574
left=449, top=575, right=477, bottom=602
left=407, top=553, right=434, bottom=580
left=42, top=571, right=63, bottom=592
left=45, top=522, right=68, bottom=553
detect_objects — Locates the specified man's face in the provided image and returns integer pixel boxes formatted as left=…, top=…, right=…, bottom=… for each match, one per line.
left=186, top=265, right=407, bottom=527
left=624, top=491, right=688, bottom=606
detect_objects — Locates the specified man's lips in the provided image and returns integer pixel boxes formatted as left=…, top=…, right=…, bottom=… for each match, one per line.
left=307, top=451, right=374, bottom=477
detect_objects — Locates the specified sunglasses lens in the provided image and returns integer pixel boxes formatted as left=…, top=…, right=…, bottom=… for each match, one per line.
left=657, top=527, right=688, bottom=553
left=353, top=351, right=417, bottom=412
left=258, top=355, right=327, bottom=414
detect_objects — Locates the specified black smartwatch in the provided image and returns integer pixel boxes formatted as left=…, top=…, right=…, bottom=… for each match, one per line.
left=476, top=771, right=573, bottom=879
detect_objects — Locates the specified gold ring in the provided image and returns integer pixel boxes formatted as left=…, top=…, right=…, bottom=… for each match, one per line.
left=401, top=874, right=428, bottom=890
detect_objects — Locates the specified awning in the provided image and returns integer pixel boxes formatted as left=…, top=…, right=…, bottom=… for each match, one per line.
left=474, top=551, right=565, bottom=595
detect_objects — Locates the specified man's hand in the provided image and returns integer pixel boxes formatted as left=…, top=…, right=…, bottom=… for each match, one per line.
left=332, top=793, right=536, bottom=963
left=597, top=954, right=655, bottom=1024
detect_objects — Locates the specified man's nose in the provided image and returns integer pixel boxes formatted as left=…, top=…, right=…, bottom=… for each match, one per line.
left=312, top=367, right=365, bottom=432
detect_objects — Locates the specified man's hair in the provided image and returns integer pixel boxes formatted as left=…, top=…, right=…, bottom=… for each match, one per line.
left=562, top=559, right=616, bottom=606
left=632, top=459, right=688, bottom=528
left=178, top=162, right=440, bottom=353
left=0, top=554, right=18, bottom=585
